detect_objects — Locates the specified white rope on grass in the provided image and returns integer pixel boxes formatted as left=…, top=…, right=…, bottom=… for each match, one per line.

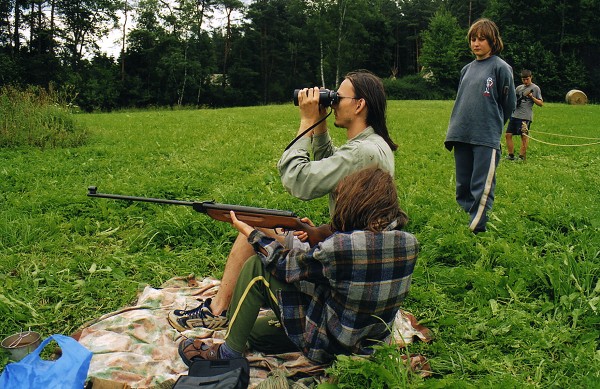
left=531, top=130, right=600, bottom=141
left=525, top=133, right=600, bottom=147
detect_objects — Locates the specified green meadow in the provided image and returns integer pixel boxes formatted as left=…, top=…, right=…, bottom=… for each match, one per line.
left=1, top=101, right=599, bottom=387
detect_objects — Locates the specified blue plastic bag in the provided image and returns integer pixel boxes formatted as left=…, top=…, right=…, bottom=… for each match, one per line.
left=0, top=334, right=92, bottom=389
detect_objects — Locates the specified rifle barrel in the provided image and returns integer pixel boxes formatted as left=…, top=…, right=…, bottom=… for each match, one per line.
left=88, top=187, right=193, bottom=206
left=87, top=186, right=297, bottom=217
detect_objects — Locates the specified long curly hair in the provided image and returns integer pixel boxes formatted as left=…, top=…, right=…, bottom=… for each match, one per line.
left=331, top=167, right=408, bottom=232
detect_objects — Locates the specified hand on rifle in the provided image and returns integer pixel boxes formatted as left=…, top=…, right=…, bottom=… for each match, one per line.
left=293, top=217, right=314, bottom=242
left=229, top=211, right=254, bottom=238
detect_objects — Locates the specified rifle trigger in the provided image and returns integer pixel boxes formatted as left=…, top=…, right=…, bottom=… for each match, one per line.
left=274, top=227, right=287, bottom=236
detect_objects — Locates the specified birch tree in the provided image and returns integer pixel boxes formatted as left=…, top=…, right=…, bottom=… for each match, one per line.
left=217, top=0, right=243, bottom=87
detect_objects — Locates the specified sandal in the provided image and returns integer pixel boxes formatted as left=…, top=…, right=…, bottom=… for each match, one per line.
left=178, top=338, right=222, bottom=366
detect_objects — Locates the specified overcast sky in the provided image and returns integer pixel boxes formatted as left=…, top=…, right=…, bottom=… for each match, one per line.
left=99, top=2, right=248, bottom=57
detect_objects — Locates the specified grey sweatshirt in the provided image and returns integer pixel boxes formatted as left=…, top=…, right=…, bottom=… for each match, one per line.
left=445, top=55, right=516, bottom=151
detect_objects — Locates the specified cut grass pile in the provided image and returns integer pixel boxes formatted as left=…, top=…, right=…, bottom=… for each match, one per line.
left=1, top=101, right=599, bottom=387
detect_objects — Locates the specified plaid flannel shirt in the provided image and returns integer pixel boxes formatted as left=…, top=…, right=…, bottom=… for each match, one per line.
left=248, top=229, right=419, bottom=364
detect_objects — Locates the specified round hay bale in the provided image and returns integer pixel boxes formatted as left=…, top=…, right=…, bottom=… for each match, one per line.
left=565, top=89, right=588, bottom=105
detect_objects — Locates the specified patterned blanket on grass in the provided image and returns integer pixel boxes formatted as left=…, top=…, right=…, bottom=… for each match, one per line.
left=75, top=275, right=432, bottom=388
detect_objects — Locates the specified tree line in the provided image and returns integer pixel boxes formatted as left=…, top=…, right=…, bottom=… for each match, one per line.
left=1, top=0, right=598, bottom=111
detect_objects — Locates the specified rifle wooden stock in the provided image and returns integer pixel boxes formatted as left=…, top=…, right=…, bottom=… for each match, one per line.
left=87, top=186, right=332, bottom=246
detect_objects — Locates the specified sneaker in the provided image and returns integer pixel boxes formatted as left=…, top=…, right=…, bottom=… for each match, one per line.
left=518, top=155, right=526, bottom=161
left=168, top=298, right=229, bottom=331
left=506, top=154, right=515, bottom=161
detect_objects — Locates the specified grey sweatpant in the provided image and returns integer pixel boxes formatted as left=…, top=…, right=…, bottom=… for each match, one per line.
left=453, top=142, right=500, bottom=233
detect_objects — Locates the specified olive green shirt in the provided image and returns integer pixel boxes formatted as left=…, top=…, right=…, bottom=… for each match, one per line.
left=277, top=126, right=394, bottom=216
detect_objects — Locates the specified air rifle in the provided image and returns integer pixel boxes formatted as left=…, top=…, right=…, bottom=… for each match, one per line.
left=87, top=186, right=332, bottom=247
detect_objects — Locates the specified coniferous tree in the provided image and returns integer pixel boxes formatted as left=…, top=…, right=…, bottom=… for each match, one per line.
left=420, top=9, right=466, bottom=93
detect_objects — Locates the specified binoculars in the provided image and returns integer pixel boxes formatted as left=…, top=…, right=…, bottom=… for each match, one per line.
left=293, top=89, right=339, bottom=107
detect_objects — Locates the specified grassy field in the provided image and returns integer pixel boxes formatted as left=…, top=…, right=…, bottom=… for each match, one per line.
left=1, top=101, right=599, bottom=387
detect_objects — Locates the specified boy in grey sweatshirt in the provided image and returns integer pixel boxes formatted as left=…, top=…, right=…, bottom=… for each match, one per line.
left=445, top=18, right=516, bottom=233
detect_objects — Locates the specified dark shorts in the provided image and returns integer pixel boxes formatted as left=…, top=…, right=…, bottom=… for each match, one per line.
left=506, top=118, right=531, bottom=135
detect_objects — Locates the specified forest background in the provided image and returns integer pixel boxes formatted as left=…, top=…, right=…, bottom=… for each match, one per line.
left=1, top=0, right=599, bottom=111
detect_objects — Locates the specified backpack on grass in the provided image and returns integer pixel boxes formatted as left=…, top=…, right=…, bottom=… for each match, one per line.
left=173, top=357, right=250, bottom=389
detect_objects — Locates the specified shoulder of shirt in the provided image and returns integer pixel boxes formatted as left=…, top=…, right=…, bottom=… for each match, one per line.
left=343, top=133, right=388, bottom=156
left=356, top=126, right=375, bottom=137
left=483, top=55, right=510, bottom=68
left=496, top=56, right=513, bottom=69
left=329, top=229, right=417, bottom=241
left=343, top=127, right=377, bottom=146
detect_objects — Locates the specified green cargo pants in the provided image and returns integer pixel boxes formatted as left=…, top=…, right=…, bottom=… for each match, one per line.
left=224, top=255, right=299, bottom=354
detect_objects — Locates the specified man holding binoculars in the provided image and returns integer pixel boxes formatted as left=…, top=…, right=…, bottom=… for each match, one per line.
left=169, top=69, right=398, bottom=334
left=282, top=70, right=397, bottom=217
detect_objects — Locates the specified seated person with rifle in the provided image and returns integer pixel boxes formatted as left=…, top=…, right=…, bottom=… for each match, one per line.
left=169, top=70, right=398, bottom=331
left=178, top=167, right=419, bottom=364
